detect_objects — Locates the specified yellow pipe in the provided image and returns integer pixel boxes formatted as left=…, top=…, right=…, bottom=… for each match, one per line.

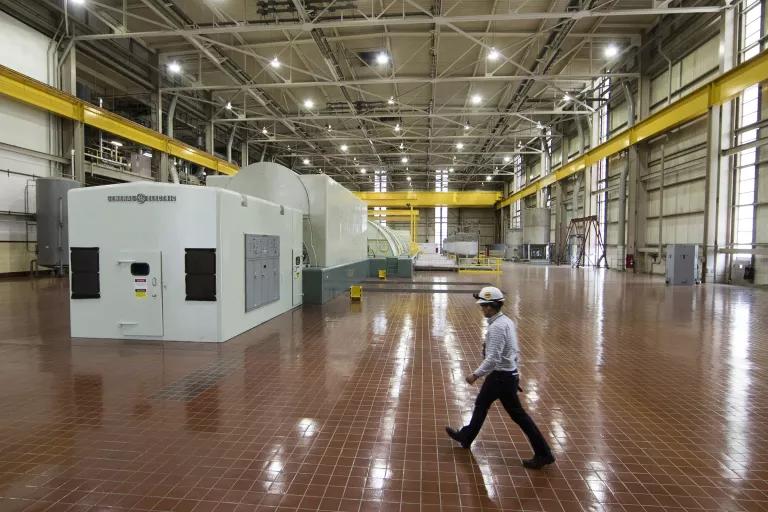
left=0, top=64, right=238, bottom=176
left=357, top=190, right=501, bottom=207
left=497, top=49, right=768, bottom=209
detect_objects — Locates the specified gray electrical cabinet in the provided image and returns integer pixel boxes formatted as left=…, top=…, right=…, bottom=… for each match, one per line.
left=245, top=234, right=280, bottom=312
left=666, top=244, right=699, bottom=285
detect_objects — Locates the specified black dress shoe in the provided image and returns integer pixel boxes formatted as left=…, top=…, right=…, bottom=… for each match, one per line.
left=445, top=427, right=471, bottom=449
left=522, top=455, right=555, bottom=469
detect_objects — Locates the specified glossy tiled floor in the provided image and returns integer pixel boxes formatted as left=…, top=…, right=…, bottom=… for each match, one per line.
left=1, top=265, right=768, bottom=512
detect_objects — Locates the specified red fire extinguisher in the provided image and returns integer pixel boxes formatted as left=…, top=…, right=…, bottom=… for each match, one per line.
left=625, top=254, right=635, bottom=269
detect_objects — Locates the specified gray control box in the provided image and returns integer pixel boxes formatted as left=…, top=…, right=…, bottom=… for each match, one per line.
left=245, top=234, right=280, bottom=311
left=666, top=244, right=699, bottom=285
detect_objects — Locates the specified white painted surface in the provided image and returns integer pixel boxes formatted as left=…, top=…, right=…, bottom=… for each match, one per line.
left=207, top=164, right=367, bottom=268
left=217, top=191, right=303, bottom=343
left=69, top=183, right=302, bottom=342
left=0, top=11, right=54, bottom=244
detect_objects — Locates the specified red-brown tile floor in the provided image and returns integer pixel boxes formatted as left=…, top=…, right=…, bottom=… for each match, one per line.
left=1, top=265, right=768, bottom=512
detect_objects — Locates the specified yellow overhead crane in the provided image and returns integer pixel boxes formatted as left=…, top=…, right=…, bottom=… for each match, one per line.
left=367, top=209, right=420, bottom=217
left=497, top=49, right=768, bottom=209
left=356, top=190, right=501, bottom=208
left=0, top=64, right=238, bottom=176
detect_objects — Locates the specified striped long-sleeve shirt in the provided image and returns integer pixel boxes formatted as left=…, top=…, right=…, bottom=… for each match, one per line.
left=473, top=312, right=519, bottom=378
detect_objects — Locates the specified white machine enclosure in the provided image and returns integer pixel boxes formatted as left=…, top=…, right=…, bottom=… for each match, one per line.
left=208, top=163, right=367, bottom=267
left=68, top=182, right=303, bottom=342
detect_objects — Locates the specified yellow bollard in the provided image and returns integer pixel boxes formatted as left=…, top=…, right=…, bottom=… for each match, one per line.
left=378, top=269, right=387, bottom=280
left=350, top=285, right=363, bottom=301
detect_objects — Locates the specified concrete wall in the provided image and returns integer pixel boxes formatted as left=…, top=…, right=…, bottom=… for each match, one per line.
left=380, top=207, right=497, bottom=248
left=0, top=11, right=54, bottom=274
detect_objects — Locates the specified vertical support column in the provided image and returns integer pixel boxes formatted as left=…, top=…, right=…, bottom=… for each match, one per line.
left=60, top=43, right=84, bottom=183
left=241, top=139, right=249, bottom=167
left=553, top=181, right=566, bottom=264
left=628, top=58, right=652, bottom=272
left=703, top=7, right=737, bottom=283
left=538, top=136, right=550, bottom=207
left=150, top=54, right=166, bottom=183
left=205, top=92, right=215, bottom=154
left=625, top=143, right=648, bottom=271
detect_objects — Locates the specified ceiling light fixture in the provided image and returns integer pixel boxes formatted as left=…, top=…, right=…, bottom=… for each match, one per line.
left=399, top=143, right=404, bottom=150
left=394, top=123, right=401, bottom=132
left=71, top=0, right=86, bottom=4
left=225, top=102, right=232, bottom=110
left=487, top=47, right=500, bottom=61
left=110, top=140, right=123, bottom=147
left=486, top=175, right=492, bottom=181
left=464, top=123, right=470, bottom=131
left=406, top=176, right=411, bottom=181
left=327, top=124, right=332, bottom=131
left=270, top=57, right=281, bottom=69
left=536, top=122, right=544, bottom=130
left=563, top=94, right=572, bottom=103
left=401, top=157, right=408, bottom=164
left=388, top=96, right=395, bottom=105
left=142, top=151, right=152, bottom=158
left=340, top=144, right=349, bottom=152
left=604, top=44, right=619, bottom=58
left=503, top=156, right=511, bottom=163
left=448, top=167, right=454, bottom=173
left=360, top=168, right=367, bottom=174
left=262, top=127, right=268, bottom=135
left=302, top=158, right=310, bottom=165
left=456, top=142, right=464, bottom=150
left=303, top=99, right=314, bottom=109
left=376, top=52, right=389, bottom=65
left=470, top=94, right=482, bottom=105
left=167, top=61, right=182, bottom=74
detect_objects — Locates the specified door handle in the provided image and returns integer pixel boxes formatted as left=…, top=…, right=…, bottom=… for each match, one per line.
left=118, top=321, right=138, bottom=326
left=152, top=277, right=157, bottom=286
left=117, top=259, right=136, bottom=264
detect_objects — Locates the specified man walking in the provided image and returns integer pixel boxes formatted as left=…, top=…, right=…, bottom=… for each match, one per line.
left=446, top=286, right=555, bottom=469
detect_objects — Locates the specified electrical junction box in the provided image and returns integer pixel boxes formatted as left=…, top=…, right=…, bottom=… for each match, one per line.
left=665, top=244, right=700, bottom=285
left=245, top=234, right=280, bottom=311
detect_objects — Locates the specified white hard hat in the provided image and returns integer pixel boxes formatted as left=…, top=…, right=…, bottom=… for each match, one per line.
left=474, top=286, right=505, bottom=304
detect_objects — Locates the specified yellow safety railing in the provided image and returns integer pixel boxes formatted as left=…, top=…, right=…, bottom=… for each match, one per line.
left=457, top=256, right=503, bottom=274
left=0, top=64, right=238, bottom=175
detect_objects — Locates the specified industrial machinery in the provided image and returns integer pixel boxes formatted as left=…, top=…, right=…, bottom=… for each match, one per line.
left=522, top=207, right=551, bottom=262
left=367, top=220, right=409, bottom=258
left=208, top=162, right=367, bottom=268
left=666, top=244, right=700, bottom=285
left=68, top=182, right=303, bottom=342
left=35, top=177, right=81, bottom=274
left=208, top=163, right=371, bottom=304
left=505, top=229, right=523, bottom=261
left=443, top=232, right=479, bottom=257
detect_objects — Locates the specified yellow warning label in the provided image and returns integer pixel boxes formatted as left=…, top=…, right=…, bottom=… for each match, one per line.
left=135, top=290, right=147, bottom=298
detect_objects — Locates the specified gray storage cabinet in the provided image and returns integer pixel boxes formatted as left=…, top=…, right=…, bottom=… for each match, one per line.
left=666, top=244, right=699, bottom=285
left=245, top=234, right=280, bottom=311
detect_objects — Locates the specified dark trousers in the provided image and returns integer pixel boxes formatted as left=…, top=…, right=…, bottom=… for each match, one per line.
left=459, top=371, right=552, bottom=457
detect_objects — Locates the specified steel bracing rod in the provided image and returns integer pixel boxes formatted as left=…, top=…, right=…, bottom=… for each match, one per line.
left=72, top=7, right=723, bottom=40
left=211, top=110, right=591, bottom=123
left=185, top=34, right=472, bottom=132
left=158, top=72, right=636, bottom=93
left=224, top=31, right=638, bottom=49
left=135, top=0, right=354, bottom=181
